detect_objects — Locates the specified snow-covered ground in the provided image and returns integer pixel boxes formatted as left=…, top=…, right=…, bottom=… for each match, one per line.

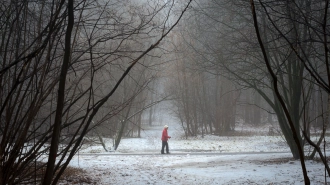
left=67, top=124, right=330, bottom=185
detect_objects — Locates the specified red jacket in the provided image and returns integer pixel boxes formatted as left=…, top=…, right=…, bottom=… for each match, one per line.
left=161, top=128, right=170, bottom=141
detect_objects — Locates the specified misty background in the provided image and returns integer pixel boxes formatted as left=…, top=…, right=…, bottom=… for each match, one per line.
left=0, top=0, right=329, bottom=184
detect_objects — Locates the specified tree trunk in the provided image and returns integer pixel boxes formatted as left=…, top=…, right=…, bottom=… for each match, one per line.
left=43, top=0, right=73, bottom=184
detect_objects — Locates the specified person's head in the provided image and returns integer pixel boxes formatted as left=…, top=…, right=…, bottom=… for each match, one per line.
left=164, top=125, right=168, bottom=130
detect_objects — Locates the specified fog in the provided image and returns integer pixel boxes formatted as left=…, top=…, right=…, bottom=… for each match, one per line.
left=1, top=0, right=329, bottom=184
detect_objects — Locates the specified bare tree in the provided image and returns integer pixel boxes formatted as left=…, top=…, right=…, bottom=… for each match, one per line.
left=250, top=0, right=330, bottom=184
left=165, top=33, right=240, bottom=137
left=0, top=0, right=192, bottom=184
left=173, top=0, right=328, bottom=162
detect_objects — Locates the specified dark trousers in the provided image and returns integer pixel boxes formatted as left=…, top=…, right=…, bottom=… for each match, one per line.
left=161, top=141, right=169, bottom=154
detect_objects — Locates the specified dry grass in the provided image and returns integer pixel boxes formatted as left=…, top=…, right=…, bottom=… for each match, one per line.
left=17, top=162, right=98, bottom=184
left=59, top=166, right=98, bottom=184
left=255, top=156, right=330, bottom=166
left=313, top=156, right=330, bottom=163
left=254, top=157, right=295, bottom=165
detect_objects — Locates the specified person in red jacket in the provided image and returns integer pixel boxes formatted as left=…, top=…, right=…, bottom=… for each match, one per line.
left=161, top=125, right=171, bottom=154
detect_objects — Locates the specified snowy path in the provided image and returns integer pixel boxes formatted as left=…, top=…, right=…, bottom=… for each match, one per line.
left=77, top=151, right=291, bottom=156
left=67, top=125, right=330, bottom=184
left=69, top=152, right=328, bottom=185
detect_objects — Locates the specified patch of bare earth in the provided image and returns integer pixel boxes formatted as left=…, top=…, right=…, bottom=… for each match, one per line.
left=21, top=163, right=99, bottom=184
left=254, top=156, right=330, bottom=166
left=254, top=157, right=295, bottom=165
left=58, top=166, right=99, bottom=184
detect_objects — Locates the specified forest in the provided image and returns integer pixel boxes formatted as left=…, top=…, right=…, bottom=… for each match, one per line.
left=0, top=0, right=329, bottom=184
